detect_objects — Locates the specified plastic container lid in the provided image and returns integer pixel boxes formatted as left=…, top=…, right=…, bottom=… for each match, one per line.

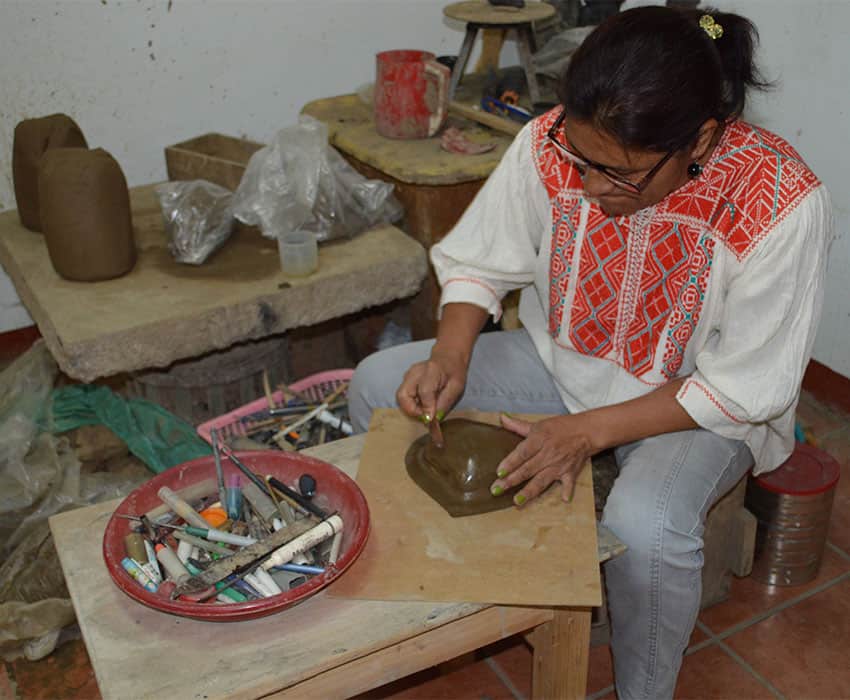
left=753, top=443, right=841, bottom=496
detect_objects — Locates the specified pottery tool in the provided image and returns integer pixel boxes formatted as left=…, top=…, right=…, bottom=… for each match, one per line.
left=156, top=522, right=256, bottom=547
left=260, top=515, right=343, bottom=571
left=429, top=416, right=445, bottom=449
left=173, top=516, right=322, bottom=596
left=268, top=476, right=328, bottom=520
left=218, top=445, right=277, bottom=500
left=143, top=478, right=217, bottom=522
left=157, top=486, right=210, bottom=530
left=240, top=478, right=279, bottom=525
left=266, top=475, right=296, bottom=526
left=211, top=428, right=227, bottom=508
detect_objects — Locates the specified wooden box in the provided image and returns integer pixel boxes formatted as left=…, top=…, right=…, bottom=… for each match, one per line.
left=164, top=133, right=264, bottom=191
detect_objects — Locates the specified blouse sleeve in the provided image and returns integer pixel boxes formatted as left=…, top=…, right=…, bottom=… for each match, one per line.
left=430, top=122, right=548, bottom=321
left=676, top=185, right=833, bottom=445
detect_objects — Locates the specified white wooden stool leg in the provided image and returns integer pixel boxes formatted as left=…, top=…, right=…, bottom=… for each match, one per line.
left=450, top=24, right=478, bottom=99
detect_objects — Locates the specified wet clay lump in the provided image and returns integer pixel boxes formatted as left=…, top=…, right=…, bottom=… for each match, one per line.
left=38, top=147, right=136, bottom=281
left=405, top=418, right=523, bottom=517
left=12, top=114, right=87, bottom=232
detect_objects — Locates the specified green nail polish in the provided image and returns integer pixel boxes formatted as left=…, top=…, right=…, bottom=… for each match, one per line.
left=497, top=468, right=507, bottom=479
left=436, top=409, right=445, bottom=421
left=514, top=494, right=527, bottom=506
left=419, top=414, right=431, bottom=425
left=491, top=485, right=504, bottom=497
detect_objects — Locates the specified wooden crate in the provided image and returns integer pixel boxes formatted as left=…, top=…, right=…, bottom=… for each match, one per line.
left=164, top=133, right=264, bottom=191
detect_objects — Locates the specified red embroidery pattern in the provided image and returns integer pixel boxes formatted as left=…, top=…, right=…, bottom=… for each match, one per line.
left=679, top=379, right=746, bottom=424
left=530, top=111, right=820, bottom=380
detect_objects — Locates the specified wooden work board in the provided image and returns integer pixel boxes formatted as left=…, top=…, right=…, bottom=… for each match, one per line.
left=330, top=409, right=601, bottom=608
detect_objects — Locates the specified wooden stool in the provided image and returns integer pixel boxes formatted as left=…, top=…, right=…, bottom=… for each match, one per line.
left=443, top=1, right=556, bottom=105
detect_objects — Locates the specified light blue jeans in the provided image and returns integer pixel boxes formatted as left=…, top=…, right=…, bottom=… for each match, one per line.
left=348, top=330, right=753, bottom=699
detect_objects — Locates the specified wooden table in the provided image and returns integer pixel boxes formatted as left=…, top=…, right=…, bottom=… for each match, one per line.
left=49, top=434, right=599, bottom=699
left=302, top=94, right=514, bottom=339
left=0, top=185, right=428, bottom=382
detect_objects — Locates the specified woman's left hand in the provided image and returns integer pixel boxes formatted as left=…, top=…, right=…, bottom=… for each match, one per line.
left=491, top=413, right=596, bottom=506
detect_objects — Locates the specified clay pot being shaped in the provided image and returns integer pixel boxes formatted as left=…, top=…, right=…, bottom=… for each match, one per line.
left=38, top=148, right=136, bottom=281
left=12, top=114, right=88, bottom=231
left=405, top=418, right=524, bottom=517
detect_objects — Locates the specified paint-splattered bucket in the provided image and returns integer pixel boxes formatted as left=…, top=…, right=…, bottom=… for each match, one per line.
left=374, top=50, right=450, bottom=139
left=746, top=443, right=840, bottom=586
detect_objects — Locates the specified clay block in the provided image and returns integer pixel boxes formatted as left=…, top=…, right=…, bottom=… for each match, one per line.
left=38, top=148, right=136, bottom=281
left=12, top=114, right=87, bottom=231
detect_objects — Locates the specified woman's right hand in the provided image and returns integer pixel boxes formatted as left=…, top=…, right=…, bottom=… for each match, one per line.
left=396, top=347, right=468, bottom=423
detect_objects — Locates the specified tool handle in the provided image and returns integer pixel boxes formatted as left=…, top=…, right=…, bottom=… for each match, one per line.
left=157, top=486, right=209, bottom=529
left=206, top=528, right=256, bottom=547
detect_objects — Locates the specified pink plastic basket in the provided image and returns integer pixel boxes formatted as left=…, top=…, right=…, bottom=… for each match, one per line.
left=196, top=369, right=354, bottom=445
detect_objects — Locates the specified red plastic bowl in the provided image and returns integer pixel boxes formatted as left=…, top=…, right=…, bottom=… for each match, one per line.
left=102, top=451, right=370, bottom=621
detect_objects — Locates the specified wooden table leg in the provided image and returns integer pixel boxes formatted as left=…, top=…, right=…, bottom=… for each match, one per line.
left=531, top=607, right=592, bottom=700
left=449, top=24, right=479, bottom=99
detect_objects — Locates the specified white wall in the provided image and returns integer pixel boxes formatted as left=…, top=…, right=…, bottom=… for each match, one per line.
left=1, top=0, right=848, bottom=377
left=0, top=0, right=493, bottom=328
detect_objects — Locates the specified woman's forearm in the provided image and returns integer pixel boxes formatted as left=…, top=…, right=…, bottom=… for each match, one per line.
left=432, top=303, right=490, bottom=366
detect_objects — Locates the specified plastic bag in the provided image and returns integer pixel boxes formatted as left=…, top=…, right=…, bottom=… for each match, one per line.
left=0, top=343, right=146, bottom=661
left=157, top=179, right=234, bottom=264
left=232, top=115, right=402, bottom=242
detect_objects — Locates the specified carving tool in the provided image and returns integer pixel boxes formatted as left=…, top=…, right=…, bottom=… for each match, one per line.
left=157, top=486, right=210, bottom=530
left=155, top=522, right=256, bottom=547
left=218, top=445, right=277, bottom=500
left=211, top=428, right=227, bottom=508
left=261, top=515, right=343, bottom=571
left=144, top=478, right=217, bottom=522
left=266, top=475, right=296, bottom=526
left=268, top=476, right=328, bottom=520
left=173, top=530, right=232, bottom=557
left=173, top=517, right=320, bottom=596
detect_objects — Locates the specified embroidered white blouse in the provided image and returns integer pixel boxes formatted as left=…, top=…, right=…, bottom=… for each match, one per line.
left=431, top=114, right=832, bottom=474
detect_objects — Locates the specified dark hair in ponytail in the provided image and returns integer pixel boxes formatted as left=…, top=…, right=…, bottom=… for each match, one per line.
left=559, top=6, right=772, bottom=152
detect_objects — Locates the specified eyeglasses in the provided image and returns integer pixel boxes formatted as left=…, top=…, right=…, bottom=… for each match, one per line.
left=546, top=109, right=678, bottom=195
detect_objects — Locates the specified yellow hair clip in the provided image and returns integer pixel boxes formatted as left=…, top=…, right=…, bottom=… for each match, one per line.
left=699, top=14, right=724, bottom=40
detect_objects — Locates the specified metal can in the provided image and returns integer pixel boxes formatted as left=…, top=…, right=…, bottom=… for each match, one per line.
left=746, top=444, right=840, bottom=586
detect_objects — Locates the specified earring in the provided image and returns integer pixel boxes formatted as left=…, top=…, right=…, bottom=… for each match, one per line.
left=687, top=162, right=703, bottom=178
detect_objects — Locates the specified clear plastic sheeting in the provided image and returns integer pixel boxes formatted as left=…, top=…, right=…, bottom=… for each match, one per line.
left=0, top=342, right=145, bottom=661
left=232, top=114, right=403, bottom=243
left=156, top=179, right=235, bottom=265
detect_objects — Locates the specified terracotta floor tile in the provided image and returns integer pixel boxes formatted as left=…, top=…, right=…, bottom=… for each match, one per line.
left=674, top=644, right=775, bottom=699
left=0, top=666, right=16, bottom=700
left=725, top=578, right=850, bottom=699
left=796, top=391, right=849, bottom=441
left=479, top=635, right=614, bottom=698
left=8, top=639, right=100, bottom=700
left=479, top=636, right=532, bottom=698
left=355, top=657, right=513, bottom=700
left=819, top=428, right=850, bottom=554
left=699, top=546, right=850, bottom=634
left=586, top=644, right=614, bottom=696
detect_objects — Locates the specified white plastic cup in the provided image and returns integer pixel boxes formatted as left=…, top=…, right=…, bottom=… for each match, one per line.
left=277, top=231, right=318, bottom=277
